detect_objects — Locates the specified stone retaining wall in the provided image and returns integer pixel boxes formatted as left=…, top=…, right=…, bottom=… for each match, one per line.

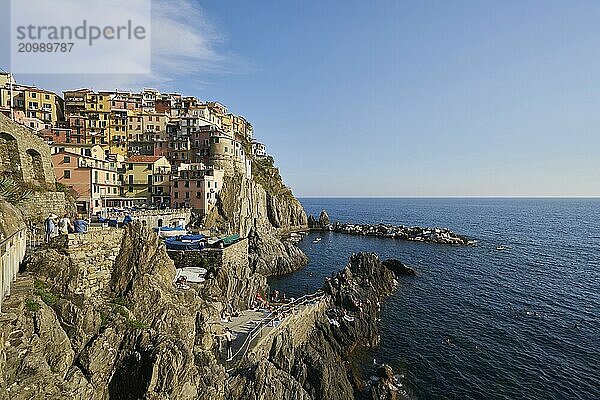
left=167, top=238, right=248, bottom=269
left=107, top=209, right=192, bottom=229
left=17, top=191, right=72, bottom=223
left=0, top=114, right=55, bottom=187
left=51, top=227, right=124, bottom=297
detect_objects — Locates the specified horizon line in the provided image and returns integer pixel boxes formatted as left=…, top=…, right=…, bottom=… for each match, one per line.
left=296, top=195, right=600, bottom=199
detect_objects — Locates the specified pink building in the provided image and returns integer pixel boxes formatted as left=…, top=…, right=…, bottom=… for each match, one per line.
left=171, top=163, right=224, bottom=215
left=51, top=144, right=122, bottom=214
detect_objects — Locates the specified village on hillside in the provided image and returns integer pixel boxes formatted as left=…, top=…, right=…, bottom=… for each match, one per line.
left=0, top=71, right=269, bottom=217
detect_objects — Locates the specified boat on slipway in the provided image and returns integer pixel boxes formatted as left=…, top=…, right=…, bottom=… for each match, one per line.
left=165, top=234, right=206, bottom=250
left=155, top=225, right=187, bottom=238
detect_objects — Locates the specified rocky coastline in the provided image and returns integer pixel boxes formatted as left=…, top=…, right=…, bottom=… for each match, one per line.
left=1, top=221, right=406, bottom=400
left=0, top=126, right=411, bottom=398
left=227, top=252, right=406, bottom=400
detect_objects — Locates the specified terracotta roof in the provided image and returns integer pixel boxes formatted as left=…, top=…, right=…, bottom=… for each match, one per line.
left=126, top=155, right=163, bottom=163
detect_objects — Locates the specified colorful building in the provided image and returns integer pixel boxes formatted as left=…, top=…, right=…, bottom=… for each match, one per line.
left=51, top=143, right=122, bottom=214
left=171, top=163, right=224, bottom=214
left=0, top=77, right=63, bottom=129
left=127, top=111, right=169, bottom=156
left=124, top=155, right=172, bottom=206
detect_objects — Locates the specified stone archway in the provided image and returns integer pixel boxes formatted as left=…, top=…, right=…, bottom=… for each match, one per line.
left=0, top=132, right=21, bottom=180
left=26, top=148, right=46, bottom=185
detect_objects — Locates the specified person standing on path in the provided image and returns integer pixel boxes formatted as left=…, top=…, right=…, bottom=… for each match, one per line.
left=44, top=214, right=57, bottom=242
left=58, top=214, right=73, bottom=235
left=223, top=328, right=236, bottom=360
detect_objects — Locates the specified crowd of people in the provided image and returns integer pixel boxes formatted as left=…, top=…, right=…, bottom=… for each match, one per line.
left=250, top=290, right=295, bottom=311
left=43, top=213, right=89, bottom=241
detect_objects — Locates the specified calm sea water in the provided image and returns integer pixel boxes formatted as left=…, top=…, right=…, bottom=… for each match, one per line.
left=269, top=198, right=600, bottom=400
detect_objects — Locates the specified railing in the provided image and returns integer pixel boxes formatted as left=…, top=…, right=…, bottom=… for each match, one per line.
left=26, top=223, right=44, bottom=250
left=1, top=227, right=27, bottom=312
left=105, top=208, right=191, bottom=219
left=226, top=290, right=326, bottom=367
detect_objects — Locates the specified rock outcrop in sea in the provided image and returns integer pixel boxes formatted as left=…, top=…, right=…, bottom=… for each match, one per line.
left=382, top=259, right=417, bottom=276
left=308, top=209, right=330, bottom=230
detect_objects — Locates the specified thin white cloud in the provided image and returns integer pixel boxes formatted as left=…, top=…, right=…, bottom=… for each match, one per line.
left=150, top=0, right=236, bottom=83
left=9, top=0, right=248, bottom=92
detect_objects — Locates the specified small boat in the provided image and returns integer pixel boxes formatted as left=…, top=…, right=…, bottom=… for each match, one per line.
left=155, top=226, right=187, bottom=238
left=496, top=245, right=508, bottom=251
left=313, top=237, right=322, bottom=243
left=165, top=236, right=206, bottom=250
left=207, top=233, right=241, bottom=247
left=178, top=234, right=205, bottom=241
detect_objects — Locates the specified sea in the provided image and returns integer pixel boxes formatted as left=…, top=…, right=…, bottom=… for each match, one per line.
left=268, top=198, right=600, bottom=400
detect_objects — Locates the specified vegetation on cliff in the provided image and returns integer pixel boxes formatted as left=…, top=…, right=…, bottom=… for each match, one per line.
left=0, top=175, right=33, bottom=205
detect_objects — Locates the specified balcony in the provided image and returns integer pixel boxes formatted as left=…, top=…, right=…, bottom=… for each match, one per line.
left=154, top=167, right=171, bottom=175
left=78, top=159, right=94, bottom=168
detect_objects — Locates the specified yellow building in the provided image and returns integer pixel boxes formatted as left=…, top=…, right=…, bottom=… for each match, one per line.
left=109, top=108, right=128, bottom=156
left=0, top=81, right=63, bottom=127
left=0, top=72, right=12, bottom=87
left=124, top=155, right=171, bottom=205
left=220, top=113, right=233, bottom=135
left=63, top=89, right=111, bottom=148
left=24, top=88, right=62, bottom=126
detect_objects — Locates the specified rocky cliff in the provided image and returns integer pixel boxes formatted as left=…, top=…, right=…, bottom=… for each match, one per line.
left=204, top=155, right=308, bottom=276
left=1, top=222, right=403, bottom=400
left=0, top=223, right=262, bottom=399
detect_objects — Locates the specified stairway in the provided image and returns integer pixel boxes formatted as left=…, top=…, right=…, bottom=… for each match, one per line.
left=0, top=273, right=34, bottom=321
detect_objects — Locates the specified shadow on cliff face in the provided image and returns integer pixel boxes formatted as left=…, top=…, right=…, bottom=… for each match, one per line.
left=108, top=346, right=154, bottom=400
left=203, top=172, right=310, bottom=279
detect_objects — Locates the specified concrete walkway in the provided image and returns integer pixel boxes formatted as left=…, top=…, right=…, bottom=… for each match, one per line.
left=219, top=293, right=326, bottom=365
left=217, top=309, right=268, bottom=357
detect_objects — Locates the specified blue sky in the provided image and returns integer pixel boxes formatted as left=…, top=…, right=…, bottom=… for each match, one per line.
left=2, top=0, right=600, bottom=196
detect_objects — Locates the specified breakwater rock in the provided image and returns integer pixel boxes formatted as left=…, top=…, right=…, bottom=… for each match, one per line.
left=329, top=222, right=474, bottom=245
